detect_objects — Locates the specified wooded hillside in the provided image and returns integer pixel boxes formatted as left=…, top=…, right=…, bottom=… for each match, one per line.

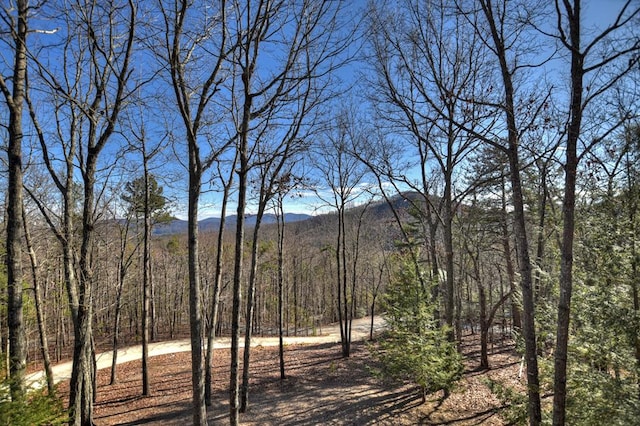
left=1, top=1, right=639, bottom=425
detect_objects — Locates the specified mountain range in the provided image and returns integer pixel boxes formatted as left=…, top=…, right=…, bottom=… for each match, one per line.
left=153, top=213, right=313, bottom=235
left=151, top=191, right=424, bottom=236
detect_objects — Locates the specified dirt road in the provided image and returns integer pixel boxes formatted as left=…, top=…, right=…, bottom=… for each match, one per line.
left=26, top=316, right=385, bottom=388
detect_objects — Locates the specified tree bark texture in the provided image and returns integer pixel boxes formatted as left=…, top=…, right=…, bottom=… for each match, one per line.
left=3, top=0, right=28, bottom=401
left=553, top=2, right=582, bottom=424
left=188, top=163, right=207, bottom=425
left=240, top=207, right=266, bottom=412
left=230, top=85, right=251, bottom=423
left=205, top=165, right=234, bottom=406
left=501, top=174, right=521, bottom=330
left=230, top=163, right=247, bottom=426
left=23, top=208, right=55, bottom=393
left=142, top=154, right=152, bottom=396
left=277, top=200, right=286, bottom=379
left=479, top=1, right=542, bottom=422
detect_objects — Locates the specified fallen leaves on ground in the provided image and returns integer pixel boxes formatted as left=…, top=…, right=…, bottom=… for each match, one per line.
left=55, top=332, right=525, bottom=425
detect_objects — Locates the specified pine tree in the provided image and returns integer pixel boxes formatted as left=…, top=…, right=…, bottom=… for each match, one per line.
left=372, top=257, right=462, bottom=402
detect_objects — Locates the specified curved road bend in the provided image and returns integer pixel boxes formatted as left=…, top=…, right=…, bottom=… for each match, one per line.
left=26, top=315, right=385, bottom=389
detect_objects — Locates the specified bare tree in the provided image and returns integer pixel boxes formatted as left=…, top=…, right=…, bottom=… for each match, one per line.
left=0, top=0, right=28, bottom=400
left=155, top=1, right=232, bottom=423
left=472, top=2, right=544, bottom=421
left=240, top=163, right=306, bottom=412
left=313, top=110, right=369, bottom=358
left=108, top=199, right=140, bottom=385
left=23, top=1, right=137, bottom=423
left=71, top=4, right=135, bottom=422
left=459, top=198, right=513, bottom=369
left=227, top=1, right=351, bottom=422
left=442, top=1, right=558, bottom=422
left=205, top=159, right=235, bottom=407
left=22, top=205, right=54, bottom=392
left=121, top=116, right=170, bottom=396
left=273, top=189, right=287, bottom=379
left=547, top=2, right=640, bottom=424
left=366, top=0, right=485, bottom=338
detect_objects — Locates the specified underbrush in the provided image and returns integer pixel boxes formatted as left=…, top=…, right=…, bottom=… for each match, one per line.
left=0, top=379, right=67, bottom=426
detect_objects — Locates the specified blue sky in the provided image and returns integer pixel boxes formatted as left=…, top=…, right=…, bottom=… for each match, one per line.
left=5, top=0, right=626, bottom=222
left=1, top=0, right=632, bottom=222
left=147, top=0, right=639, bottom=221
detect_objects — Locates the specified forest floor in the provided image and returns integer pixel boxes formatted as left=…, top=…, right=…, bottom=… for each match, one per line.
left=51, top=324, right=525, bottom=425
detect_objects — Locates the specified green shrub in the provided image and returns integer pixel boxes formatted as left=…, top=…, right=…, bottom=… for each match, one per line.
left=0, top=380, right=67, bottom=426
left=483, top=378, right=528, bottom=425
left=371, top=260, right=463, bottom=401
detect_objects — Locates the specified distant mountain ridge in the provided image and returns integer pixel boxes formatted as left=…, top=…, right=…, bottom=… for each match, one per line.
left=153, top=213, right=313, bottom=236
left=152, top=192, right=424, bottom=236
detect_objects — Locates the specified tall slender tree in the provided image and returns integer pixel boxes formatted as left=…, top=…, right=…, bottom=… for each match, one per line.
left=474, top=2, right=543, bottom=421
left=0, top=0, right=28, bottom=401
left=122, top=168, right=170, bottom=395
left=204, top=158, right=236, bottom=407
left=440, top=1, right=558, bottom=422
left=24, top=1, right=138, bottom=423
left=549, top=2, right=640, bottom=424
left=22, top=205, right=54, bottom=393
left=156, top=1, right=232, bottom=423
left=108, top=199, right=140, bottom=385
left=227, top=1, right=351, bottom=421
left=240, top=159, right=305, bottom=412
left=313, top=110, right=369, bottom=358
left=366, top=0, right=485, bottom=338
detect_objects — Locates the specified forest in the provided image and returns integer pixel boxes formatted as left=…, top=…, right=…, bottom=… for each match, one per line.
left=1, top=0, right=639, bottom=425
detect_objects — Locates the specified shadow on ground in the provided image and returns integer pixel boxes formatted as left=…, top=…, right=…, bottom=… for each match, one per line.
left=92, top=337, right=519, bottom=425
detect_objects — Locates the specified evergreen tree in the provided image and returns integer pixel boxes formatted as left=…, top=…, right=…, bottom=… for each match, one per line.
left=121, top=174, right=171, bottom=224
left=555, top=126, right=640, bottom=425
left=372, top=257, right=462, bottom=402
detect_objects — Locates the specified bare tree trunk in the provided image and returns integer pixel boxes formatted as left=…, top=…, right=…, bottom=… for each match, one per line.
left=231, top=76, right=251, bottom=423
left=228, top=0, right=347, bottom=417
left=507, top=152, right=542, bottom=425
left=501, top=174, right=521, bottom=329
left=427, top=208, right=441, bottom=320
left=187, top=162, right=207, bottom=425
left=633, top=229, right=640, bottom=400
left=552, top=1, right=640, bottom=422
left=3, top=323, right=8, bottom=381
left=240, top=204, right=266, bottom=412
left=628, top=148, right=640, bottom=399
left=348, top=203, right=368, bottom=348
left=69, top=180, right=96, bottom=425
left=151, top=272, right=157, bottom=342
left=479, top=2, right=542, bottom=422
left=276, top=200, right=286, bottom=380
left=110, top=213, right=140, bottom=384
left=553, top=4, right=581, bottom=424
left=533, top=161, right=550, bottom=299
left=205, top=163, right=234, bottom=406
left=230, top=160, right=248, bottom=426
left=142, top=148, right=152, bottom=396
left=629, top=184, right=640, bottom=398
left=443, top=169, right=455, bottom=340
left=337, top=206, right=351, bottom=357
left=110, top=258, right=126, bottom=385
left=23, top=207, right=54, bottom=393
left=23, top=1, right=137, bottom=421
left=479, top=285, right=489, bottom=369
left=70, top=303, right=94, bottom=425
left=2, top=0, right=28, bottom=400
left=160, top=1, right=229, bottom=422
left=70, top=149, right=104, bottom=425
